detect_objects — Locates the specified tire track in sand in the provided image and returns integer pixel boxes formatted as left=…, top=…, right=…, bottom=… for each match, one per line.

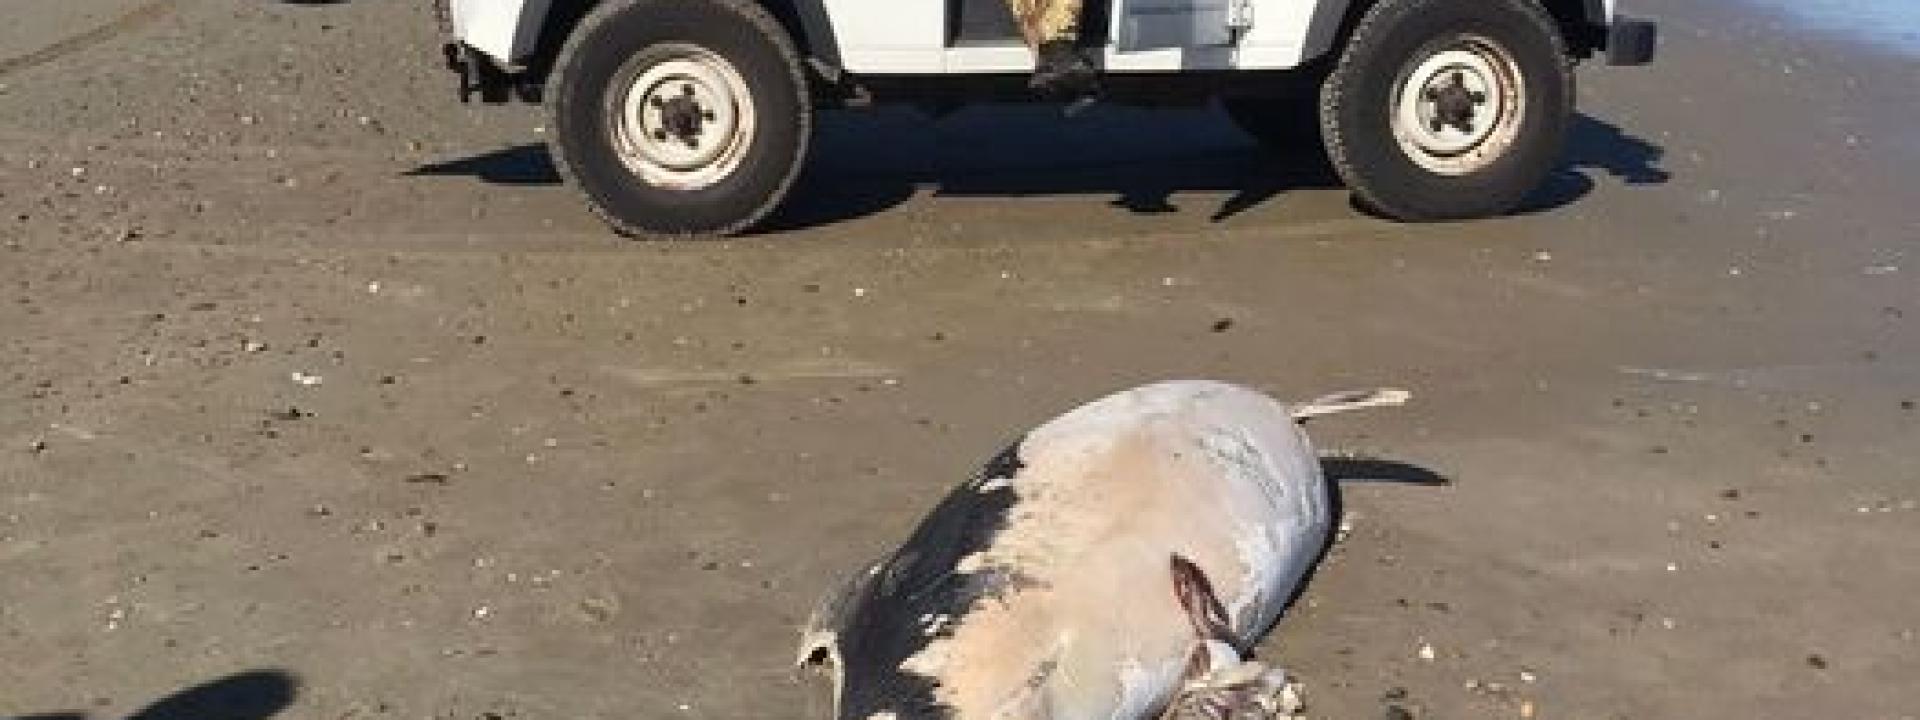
left=0, top=0, right=181, bottom=78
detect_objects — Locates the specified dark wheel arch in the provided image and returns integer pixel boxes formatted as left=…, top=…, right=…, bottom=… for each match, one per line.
left=524, top=0, right=838, bottom=89
left=1304, top=0, right=1605, bottom=65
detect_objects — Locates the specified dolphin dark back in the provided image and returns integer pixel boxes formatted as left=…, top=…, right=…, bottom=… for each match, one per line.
left=827, top=440, right=1032, bottom=719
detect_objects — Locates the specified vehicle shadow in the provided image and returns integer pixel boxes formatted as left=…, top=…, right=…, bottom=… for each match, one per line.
left=403, top=105, right=1668, bottom=234
left=769, top=104, right=1338, bottom=231
left=11, top=669, right=298, bottom=720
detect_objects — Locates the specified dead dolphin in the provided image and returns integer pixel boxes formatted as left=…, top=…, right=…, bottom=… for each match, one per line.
left=798, top=380, right=1410, bottom=719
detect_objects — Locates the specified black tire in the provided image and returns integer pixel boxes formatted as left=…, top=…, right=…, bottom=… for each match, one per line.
left=546, top=0, right=810, bottom=237
left=1220, top=96, right=1327, bottom=164
left=1319, top=0, right=1572, bottom=221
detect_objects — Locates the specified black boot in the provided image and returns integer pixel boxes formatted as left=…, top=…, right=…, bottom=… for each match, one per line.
left=1029, top=39, right=1098, bottom=101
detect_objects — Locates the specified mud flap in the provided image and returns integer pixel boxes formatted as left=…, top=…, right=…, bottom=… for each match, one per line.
left=1607, top=15, right=1657, bottom=66
left=442, top=42, right=516, bottom=104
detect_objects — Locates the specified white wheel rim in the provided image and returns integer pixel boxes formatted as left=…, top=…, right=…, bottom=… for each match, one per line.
left=1390, top=35, right=1525, bottom=176
left=609, top=45, right=756, bottom=191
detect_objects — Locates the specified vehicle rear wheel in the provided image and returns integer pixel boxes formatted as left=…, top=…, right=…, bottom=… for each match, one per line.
left=1319, top=0, right=1572, bottom=221
left=547, top=0, right=810, bottom=237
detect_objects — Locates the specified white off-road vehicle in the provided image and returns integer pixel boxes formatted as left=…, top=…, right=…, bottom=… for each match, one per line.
left=435, top=0, right=1654, bottom=236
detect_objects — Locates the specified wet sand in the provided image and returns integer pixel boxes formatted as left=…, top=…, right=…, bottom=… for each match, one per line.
left=2, top=1, right=1916, bottom=718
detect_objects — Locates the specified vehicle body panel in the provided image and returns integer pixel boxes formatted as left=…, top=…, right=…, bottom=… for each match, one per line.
left=442, top=0, right=1650, bottom=80
left=448, top=0, right=551, bottom=68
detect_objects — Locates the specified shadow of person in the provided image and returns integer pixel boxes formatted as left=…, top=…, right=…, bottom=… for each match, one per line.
left=1562, top=112, right=1671, bottom=186
left=127, top=670, right=298, bottom=720
left=404, top=145, right=561, bottom=185
left=1511, top=112, right=1670, bottom=215
left=11, top=670, right=299, bottom=720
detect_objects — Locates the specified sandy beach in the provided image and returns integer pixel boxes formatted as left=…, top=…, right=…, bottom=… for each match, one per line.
left=2, top=1, right=1916, bottom=717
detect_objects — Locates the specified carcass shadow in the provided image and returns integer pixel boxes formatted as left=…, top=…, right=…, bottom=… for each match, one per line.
left=1247, top=456, right=1452, bottom=656
left=1320, top=457, right=1453, bottom=487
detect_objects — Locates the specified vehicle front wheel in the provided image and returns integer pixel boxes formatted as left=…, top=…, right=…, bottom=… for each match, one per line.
left=1319, top=0, right=1572, bottom=221
left=547, top=0, right=810, bottom=237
